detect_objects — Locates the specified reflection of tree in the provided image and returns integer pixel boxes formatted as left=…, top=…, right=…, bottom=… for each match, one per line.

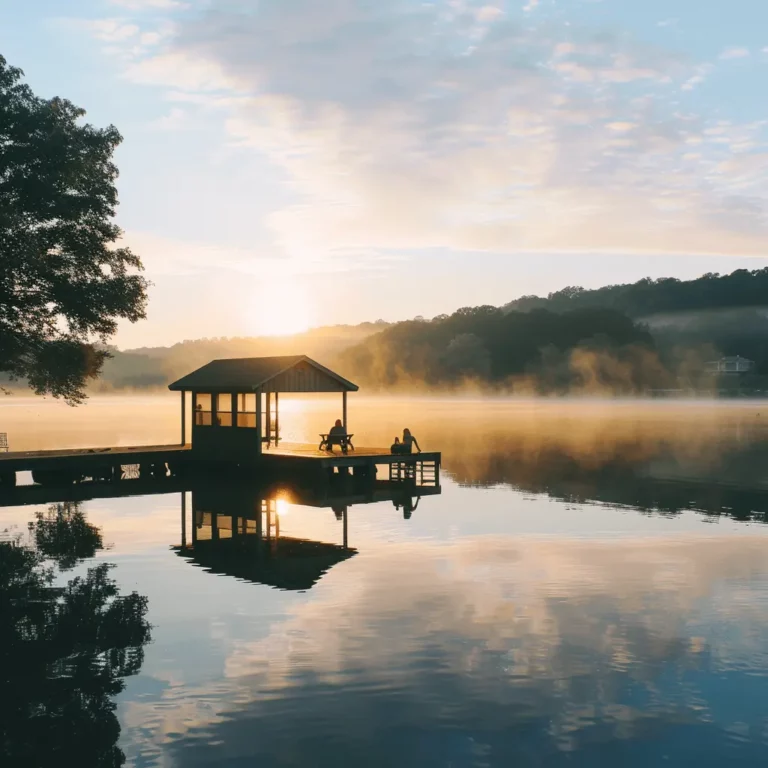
left=0, top=515, right=151, bottom=766
left=30, top=502, right=104, bottom=570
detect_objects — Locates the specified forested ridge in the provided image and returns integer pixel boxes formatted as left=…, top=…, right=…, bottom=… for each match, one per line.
left=505, top=268, right=768, bottom=318
left=3, top=269, right=767, bottom=395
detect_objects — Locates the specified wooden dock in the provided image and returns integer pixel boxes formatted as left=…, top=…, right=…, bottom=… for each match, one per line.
left=0, top=355, right=440, bottom=490
left=0, top=443, right=190, bottom=473
left=0, top=440, right=440, bottom=490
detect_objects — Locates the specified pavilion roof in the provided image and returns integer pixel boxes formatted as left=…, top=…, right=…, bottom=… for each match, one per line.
left=168, top=355, right=358, bottom=393
left=175, top=537, right=357, bottom=591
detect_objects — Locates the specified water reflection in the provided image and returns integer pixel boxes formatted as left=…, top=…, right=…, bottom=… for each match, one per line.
left=0, top=505, right=151, bottom=767
left=149, top=535, right=768, bottom=767
left=175, top=475, right=440, bottom=591
left=4, top=400, right=768, bottom=765
left=435, top=415, right=768, bottom=521
left=30, top=502, right=105, bottom=569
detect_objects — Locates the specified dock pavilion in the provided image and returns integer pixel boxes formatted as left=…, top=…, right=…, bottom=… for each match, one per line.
left=0, top=355, right=439, bottom=487
left=168, top=355, right=358, bottom=461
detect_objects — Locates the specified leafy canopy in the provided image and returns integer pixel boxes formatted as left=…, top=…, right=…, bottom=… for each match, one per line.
left=0, top=54, right=148, bottom=403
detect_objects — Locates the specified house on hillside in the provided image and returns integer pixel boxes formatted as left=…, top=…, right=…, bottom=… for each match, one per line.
left=704, top=356, right=755, bottom=374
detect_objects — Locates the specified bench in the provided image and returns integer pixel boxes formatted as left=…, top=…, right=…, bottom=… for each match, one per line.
left=319, top=433, right=354, bottom=454
left=0, top=433, right=7, bottom=452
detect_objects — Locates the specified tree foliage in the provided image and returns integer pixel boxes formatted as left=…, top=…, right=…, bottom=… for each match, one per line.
left=505, top=268, right=768, bottom=318
left=339, top=305, right=656, bottom=391
left=0, top=508, right=150, bottom=766
left=0, top=55, right=148, bottom=402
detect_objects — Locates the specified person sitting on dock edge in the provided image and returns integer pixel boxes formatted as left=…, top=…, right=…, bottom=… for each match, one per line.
left=402, top=428, right=421, bottom=454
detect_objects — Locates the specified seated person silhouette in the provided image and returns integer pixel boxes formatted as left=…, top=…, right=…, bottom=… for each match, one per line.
left=390, top=436, right=402, bottom=454
left=326, top=419, right=348, bottom=453
left=401, top=428, right=421, bottom=454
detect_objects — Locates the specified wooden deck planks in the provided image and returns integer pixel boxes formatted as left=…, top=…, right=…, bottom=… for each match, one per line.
left=0, top=441, right=439, bottom=474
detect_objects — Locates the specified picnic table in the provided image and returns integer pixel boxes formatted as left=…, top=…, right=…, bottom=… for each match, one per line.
left=319, top=433, right=354, bottom=454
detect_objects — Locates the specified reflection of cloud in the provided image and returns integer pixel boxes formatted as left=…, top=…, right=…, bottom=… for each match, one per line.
left=123, top=535, right=768, bottom=764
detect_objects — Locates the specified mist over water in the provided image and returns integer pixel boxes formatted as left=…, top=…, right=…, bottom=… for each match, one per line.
left=3, top=395, right=768, bottom=766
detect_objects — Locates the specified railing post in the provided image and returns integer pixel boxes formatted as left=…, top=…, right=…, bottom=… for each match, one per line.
left=255, top=391, right=262, bottom=455
left=275, top=393, right=279, bottom=445
left=181, top=391, right=186, bottom=445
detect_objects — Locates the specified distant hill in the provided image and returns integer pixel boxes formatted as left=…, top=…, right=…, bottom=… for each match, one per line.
left=6, top=267, right=768, bottom=397
left=96, top=322, right=389, bottom=391
left=504, top=268, right=768, bottom=318
left=336, top=306, right=662, bottom=393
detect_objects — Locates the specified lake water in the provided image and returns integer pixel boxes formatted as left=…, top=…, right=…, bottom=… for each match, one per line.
left=4, top=395, right=768, bottom=766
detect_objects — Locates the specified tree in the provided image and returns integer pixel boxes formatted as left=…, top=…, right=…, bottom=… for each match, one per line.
left=441, top=333, right=491, bottom=379
left=0, top=509, right=151, bottom=766
left=0, top=55, right=148, bottom=403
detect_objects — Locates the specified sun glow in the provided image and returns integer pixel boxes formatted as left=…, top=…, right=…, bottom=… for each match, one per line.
left=243, top=280, right=314, bottom=337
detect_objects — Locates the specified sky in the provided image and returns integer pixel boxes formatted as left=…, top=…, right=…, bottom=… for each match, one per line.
left=2, top=0, right=767, bottom=348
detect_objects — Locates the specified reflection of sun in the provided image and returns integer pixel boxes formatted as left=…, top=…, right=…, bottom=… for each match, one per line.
left=244, top=280, right=314, bottom=337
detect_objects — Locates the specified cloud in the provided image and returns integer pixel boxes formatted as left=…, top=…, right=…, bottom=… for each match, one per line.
left=83, top=18, right=140, bottom=42
left=148, top=106, right=189, bottom=131
left=109, top=0, right=187, bottom=9
left=476, top=5, right=504, bottom=22
left=719, top=47, right=750, bottom=60
left=84, top=0, right=768, bottom=260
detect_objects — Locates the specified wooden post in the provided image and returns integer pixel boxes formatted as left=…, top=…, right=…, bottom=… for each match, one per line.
left=181, top=391, right=186, bottom=445
left=255, top=391, right=262, bottom=455
left=181, top=491, right=187, bottom=548
left=342, top=390, right=348, bottom=431
left=342, top=506, right=348, bottom=549
left=266, top=391, right=272, bottom=446
left=275, top=393, right=279, bottom=445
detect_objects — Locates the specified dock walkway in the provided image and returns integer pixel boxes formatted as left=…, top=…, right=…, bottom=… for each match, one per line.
left=0, top=444, right=190, bottom=474
left=0, top=440, right=440, bottom=488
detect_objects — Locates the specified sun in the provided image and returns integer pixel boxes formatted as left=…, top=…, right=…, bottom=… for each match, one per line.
left=243, top=281, right=315, bottom=337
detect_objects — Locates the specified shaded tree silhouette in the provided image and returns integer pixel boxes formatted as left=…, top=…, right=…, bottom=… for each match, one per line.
left=30, top=502, right=104, bottom=570
left=0, top=511, right=151, bottom=766
left=0, top=55, right=148, bottom=403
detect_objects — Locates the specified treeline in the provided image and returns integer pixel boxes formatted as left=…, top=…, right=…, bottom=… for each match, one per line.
left=505, top=268, right=768, bottom=318
left=337, top=307, right=669, bottom=394
left=0, top=323, right=389, bottom=393
left=96, top=323, right=388, bottom=391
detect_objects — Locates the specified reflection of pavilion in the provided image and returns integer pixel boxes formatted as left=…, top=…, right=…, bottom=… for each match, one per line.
left=174, top=478, right=441, bottom=591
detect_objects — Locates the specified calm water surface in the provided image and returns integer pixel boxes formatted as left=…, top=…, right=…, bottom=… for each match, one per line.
left=3, top=395, right=768, bottom=766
